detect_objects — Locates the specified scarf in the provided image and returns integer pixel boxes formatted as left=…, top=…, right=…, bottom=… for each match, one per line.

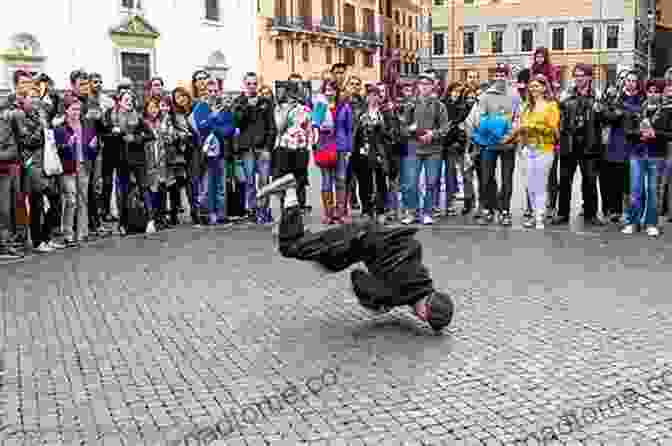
left=111, top=108, right=140, bottom=133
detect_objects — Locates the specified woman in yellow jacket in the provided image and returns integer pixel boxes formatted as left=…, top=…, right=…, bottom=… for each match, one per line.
left=507, top=74, right=560, bottom=229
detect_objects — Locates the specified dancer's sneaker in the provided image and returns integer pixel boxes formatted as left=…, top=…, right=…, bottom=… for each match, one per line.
left=256, top=174, right=297, bottom=200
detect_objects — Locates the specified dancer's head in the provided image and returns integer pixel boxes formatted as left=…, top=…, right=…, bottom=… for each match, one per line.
left=426, top=291, right=454, bottom=332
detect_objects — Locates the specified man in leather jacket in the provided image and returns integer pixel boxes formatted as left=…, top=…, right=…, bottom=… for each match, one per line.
left=258, top=173, right=455, bottom=334
left=551, top=64, right=605, bottom=226
left=346, top=75, right=366, bottom=213
left=232, top=72, right=276, bottom=223
left=0, top=70, right=44, bottom=258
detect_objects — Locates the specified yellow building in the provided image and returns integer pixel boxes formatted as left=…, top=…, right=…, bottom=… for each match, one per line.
left=428, top=0, right=657, bottom=89
left=255, top=0, right=430, bottom=87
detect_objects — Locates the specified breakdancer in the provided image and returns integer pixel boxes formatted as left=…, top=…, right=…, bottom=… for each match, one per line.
left=257, top=174, right=454, bottom=332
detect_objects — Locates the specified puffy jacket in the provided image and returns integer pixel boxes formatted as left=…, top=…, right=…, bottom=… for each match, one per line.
left=232, top=95, right=276, bottom=150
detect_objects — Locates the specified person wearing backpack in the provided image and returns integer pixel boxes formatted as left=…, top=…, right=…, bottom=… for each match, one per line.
left=399, top=71, right=451, bottom=225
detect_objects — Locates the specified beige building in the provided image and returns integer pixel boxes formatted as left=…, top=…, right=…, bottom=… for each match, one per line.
left=255, top=0, right=430, bottom=88
left=427, top=0, right=658, bottom=90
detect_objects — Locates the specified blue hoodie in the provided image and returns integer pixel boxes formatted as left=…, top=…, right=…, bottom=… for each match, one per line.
left=191, top=101, right=239, bottom=158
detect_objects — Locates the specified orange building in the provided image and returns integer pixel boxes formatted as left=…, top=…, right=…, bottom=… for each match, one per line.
left=255, top=0, right=430, bottom=87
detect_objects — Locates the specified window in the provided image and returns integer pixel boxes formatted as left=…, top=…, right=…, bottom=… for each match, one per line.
left=275, top=39, right=284, bottom=60
left=491, top=30, right=503, bottom=54
left=386, top=0, right=392, bottom=18
left=205, top=0, right=219, bottom=21
left=302, top=42, right=310, bottom=62
left=582, top=26, right=594, bottom=50
left=275, top=0, right=286, bottom=18
left=298, top=0, right=311, bottom=25
left=395, top=10, right=400, bottom=25
left=325, top=46, right=332, bottom=65
left=464, top=0, right=474, bottom=4
left=344, top=48, right=355, bottom=65
left=365, top=51, right=374, bottom=67
left=521, top=28, right=533, bottom=52
left=343, top=3, right=356, bottom=33
left=322, top=0, right=334, bottom=19
left=551, top=28, right=565, bottom=50
left=122, top=0, right=140, bottom=8
left=463, top=31, right=475, bottom=55
left=433, top=32, right=445, bottom=55
left=396, top=33, right=402, bottom=49
left=121, top=52, right=150, bottom=85
left=607, top=24, right=619, bottom=49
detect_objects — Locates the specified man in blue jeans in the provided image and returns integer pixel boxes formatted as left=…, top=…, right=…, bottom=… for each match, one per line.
left=399, top=71, right=450, bottom=225
left=464, top=64, right=517, bottom=226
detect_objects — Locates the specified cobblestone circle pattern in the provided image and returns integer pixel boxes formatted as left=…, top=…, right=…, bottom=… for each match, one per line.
left=1, top=224, right=672, bottom=446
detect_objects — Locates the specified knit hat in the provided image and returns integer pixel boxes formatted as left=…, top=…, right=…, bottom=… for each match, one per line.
left=425, top=291, right=455, bottom=332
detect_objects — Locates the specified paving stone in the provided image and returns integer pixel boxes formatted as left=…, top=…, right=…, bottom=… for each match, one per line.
left=3, top=226, right=672, bottom=445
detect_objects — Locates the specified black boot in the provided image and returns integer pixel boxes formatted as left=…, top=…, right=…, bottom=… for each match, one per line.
left=461, top=198, right=474, bottom=215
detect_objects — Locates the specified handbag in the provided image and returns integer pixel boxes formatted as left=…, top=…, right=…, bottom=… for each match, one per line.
left=314, top=144, right=337, bottom=169
left=42, top=129, right=63, bottom=176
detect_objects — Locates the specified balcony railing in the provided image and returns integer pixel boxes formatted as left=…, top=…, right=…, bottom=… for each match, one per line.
left=336, top=31, right=384, bottom=48
left=270, top=16, right=337, bottom=33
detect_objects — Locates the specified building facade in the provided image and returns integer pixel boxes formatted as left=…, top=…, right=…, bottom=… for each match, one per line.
left=0, top=0, right=256, bottom=96
left=654, top=0, right=672, bottom=76
left=255, top=0, right=430, bottom=87
left=425, top=0, right=658, bottom=90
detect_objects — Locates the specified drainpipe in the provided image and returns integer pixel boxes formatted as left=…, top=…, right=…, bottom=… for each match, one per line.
left=290, top=0, right=296, bottom=74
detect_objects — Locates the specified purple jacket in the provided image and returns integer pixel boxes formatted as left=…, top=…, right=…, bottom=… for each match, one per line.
left=53, top=125, right=97, bottom=174
left=335, top=102, right=353, bottom=153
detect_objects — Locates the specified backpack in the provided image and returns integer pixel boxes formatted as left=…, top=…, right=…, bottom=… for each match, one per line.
left=125, top=187, right=149, bottom=234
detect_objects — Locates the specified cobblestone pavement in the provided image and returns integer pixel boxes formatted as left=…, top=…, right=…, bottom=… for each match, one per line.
left=2, top=210, right=672, bottom=446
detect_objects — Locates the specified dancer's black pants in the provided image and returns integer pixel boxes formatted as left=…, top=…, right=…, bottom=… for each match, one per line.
left=278, top=206, right=434, bottom=307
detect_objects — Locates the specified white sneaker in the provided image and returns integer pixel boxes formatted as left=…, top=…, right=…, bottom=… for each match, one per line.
left=145, top=220, right=157, bottom=234
left=646, top=226, right=660, bottom=237
left=621, top=224, right=635, bottom=234
left=376, top=214, right=386, bottom=225
left=422, top=214, right=433, bottom=225
left=34, top=242, right=54, bottom=253
left=401, top=212, right=415, bottom=225
left=47, top=240, right=65, bottom=250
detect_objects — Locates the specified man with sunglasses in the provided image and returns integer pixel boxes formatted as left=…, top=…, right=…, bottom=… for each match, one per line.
left=551, top=64, right=605, bottom=227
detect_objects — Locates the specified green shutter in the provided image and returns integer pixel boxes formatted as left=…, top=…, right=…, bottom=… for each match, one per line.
left=480, top=31, right=491, bottom=53
left=258, top=0, right=273, bottom=17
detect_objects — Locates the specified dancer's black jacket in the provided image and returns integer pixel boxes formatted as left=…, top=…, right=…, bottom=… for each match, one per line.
left=278, top=207, right=434, bottom=307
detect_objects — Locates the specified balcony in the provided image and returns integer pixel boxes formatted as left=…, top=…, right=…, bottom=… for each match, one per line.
left=336, top=31, right=384, bottom=49
left=270, top=16, right=337, bottom=33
